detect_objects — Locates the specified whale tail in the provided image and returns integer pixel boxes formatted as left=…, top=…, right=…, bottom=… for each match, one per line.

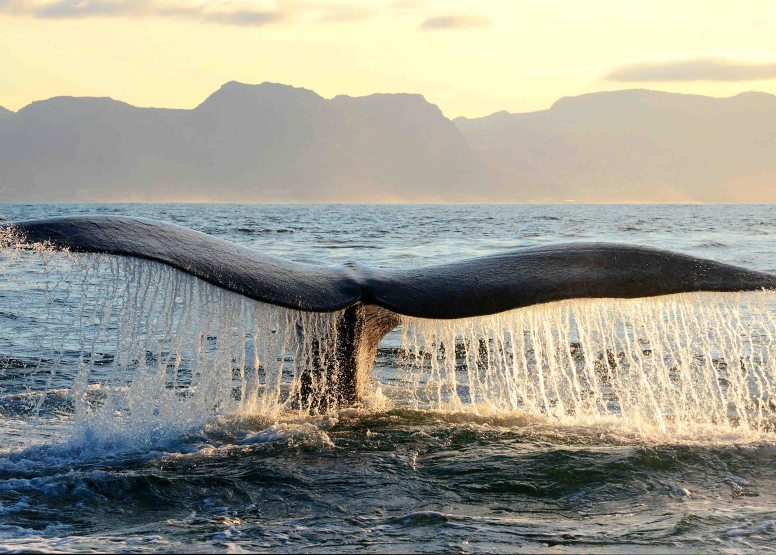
left=5, top=215, right=776, bottom=407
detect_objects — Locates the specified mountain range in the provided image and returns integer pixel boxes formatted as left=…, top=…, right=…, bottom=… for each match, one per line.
left=0, top=82, right=774, bottom=202
left=456, top=89, right=776, bottom=203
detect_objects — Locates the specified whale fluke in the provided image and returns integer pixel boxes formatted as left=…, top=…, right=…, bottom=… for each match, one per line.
left=5, top=215, right=776, bottom=408
left=6, top=215, right=363, bottom=313
left=362, top=243, right=776, bottom=319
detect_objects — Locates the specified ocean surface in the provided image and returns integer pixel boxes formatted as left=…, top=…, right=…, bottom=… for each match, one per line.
left=1, top=203, right=776, bottom=553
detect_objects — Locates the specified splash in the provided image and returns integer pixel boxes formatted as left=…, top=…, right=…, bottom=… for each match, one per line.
left=0, top=247, right=358, bottom=452
left=1, top=246, right=775, bottom=450
left=399, top=293, right=776, bottom=439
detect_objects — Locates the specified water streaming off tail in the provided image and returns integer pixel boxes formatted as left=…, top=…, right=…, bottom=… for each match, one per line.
left=399, top=293, right=776, bottom=437
left=1, top=246, right=775, bottom=450
left=0, top=248, right=357, bottom=451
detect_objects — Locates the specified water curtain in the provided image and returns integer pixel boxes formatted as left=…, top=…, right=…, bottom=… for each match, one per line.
left=2, top=217, right=776, bottom=446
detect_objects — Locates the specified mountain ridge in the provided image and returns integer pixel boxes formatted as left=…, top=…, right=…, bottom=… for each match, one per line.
left=1, top=84, right=775, bottom=202
left=0, top=81, right=494, bottom=202
left=455, top=89, right=776, bottom=202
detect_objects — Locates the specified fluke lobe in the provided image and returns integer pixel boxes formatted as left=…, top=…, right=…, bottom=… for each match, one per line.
left=7, top=216, right=776, bottom=408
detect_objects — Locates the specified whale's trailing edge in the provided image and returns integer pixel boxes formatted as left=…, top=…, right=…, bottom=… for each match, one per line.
left=6, top=215, right=776, bottom=408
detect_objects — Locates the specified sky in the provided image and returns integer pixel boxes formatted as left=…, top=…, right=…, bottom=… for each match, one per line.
left=2, top=0, right=776, bottom=118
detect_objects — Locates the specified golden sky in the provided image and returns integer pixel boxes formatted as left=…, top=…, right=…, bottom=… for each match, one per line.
left=2, top=0, right=776, bottom=118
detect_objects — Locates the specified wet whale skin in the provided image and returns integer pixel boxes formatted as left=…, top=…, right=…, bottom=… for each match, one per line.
left=8, top=215, right=776, bottom=318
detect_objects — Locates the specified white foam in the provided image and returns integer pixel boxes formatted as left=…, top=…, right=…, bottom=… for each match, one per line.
left=0, top=532, right=171, bottom=554
left=242, top=422, right=335, bottom=448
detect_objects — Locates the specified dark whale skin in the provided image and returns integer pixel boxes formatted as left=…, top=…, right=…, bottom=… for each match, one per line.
left=7, top=216, right=776, bottom=319
left=6, top=216, right=362, bottom=313
left=362, top=244, right=776, bottom=318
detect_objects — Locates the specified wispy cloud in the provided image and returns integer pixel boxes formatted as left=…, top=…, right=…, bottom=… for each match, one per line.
left=201, top=9, right=285, bottom=26
left=607, top=55, right=776, bottom=82
left=0, top=0, right=380, bottom=26
left=34, top=0, right=159, bottom=19
left=1, top=0, right=285, bottom=24
left=420, top=14, right=491, bottom=30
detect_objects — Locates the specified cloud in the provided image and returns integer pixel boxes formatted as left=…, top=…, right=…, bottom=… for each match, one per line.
left=35, top=0, right=150, bottom=18
left=0, top=0, right=285, bottom=24
left=607, top=56, right=776, bottom=82
left=202, top=9, right=284, bottom=26
left=0, top=0, right=377, bottom=26
left=420, top=14, right=491, bottom=30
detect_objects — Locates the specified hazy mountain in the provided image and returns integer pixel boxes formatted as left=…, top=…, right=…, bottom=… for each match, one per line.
left=455, top=89, right=776, bottom=202
left=2, top=85, right=776, bottom=202
left=0, top=106, right=13, bottom=120
left=0, top=81, right=494, bottom=202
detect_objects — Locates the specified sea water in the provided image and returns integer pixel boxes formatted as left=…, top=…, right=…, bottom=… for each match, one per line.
left=1, top=203, right=776, bottom=553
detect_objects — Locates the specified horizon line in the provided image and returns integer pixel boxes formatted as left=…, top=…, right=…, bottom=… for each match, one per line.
left=3, top=201, right=776, bottom=206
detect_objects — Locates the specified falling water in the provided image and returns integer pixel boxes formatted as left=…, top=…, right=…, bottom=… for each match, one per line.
left=1, top=245, right=775, bottom=450
left=399, top=293, right=776, bottom=438
left=0, top=246, right=363, bottom=451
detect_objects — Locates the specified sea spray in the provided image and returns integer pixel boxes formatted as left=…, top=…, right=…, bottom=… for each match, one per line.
left=399, top=292, right=776, bottom=437
left=0, top=248, right=355, bottom=452
left=1, top=246, right=776, bottom=450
